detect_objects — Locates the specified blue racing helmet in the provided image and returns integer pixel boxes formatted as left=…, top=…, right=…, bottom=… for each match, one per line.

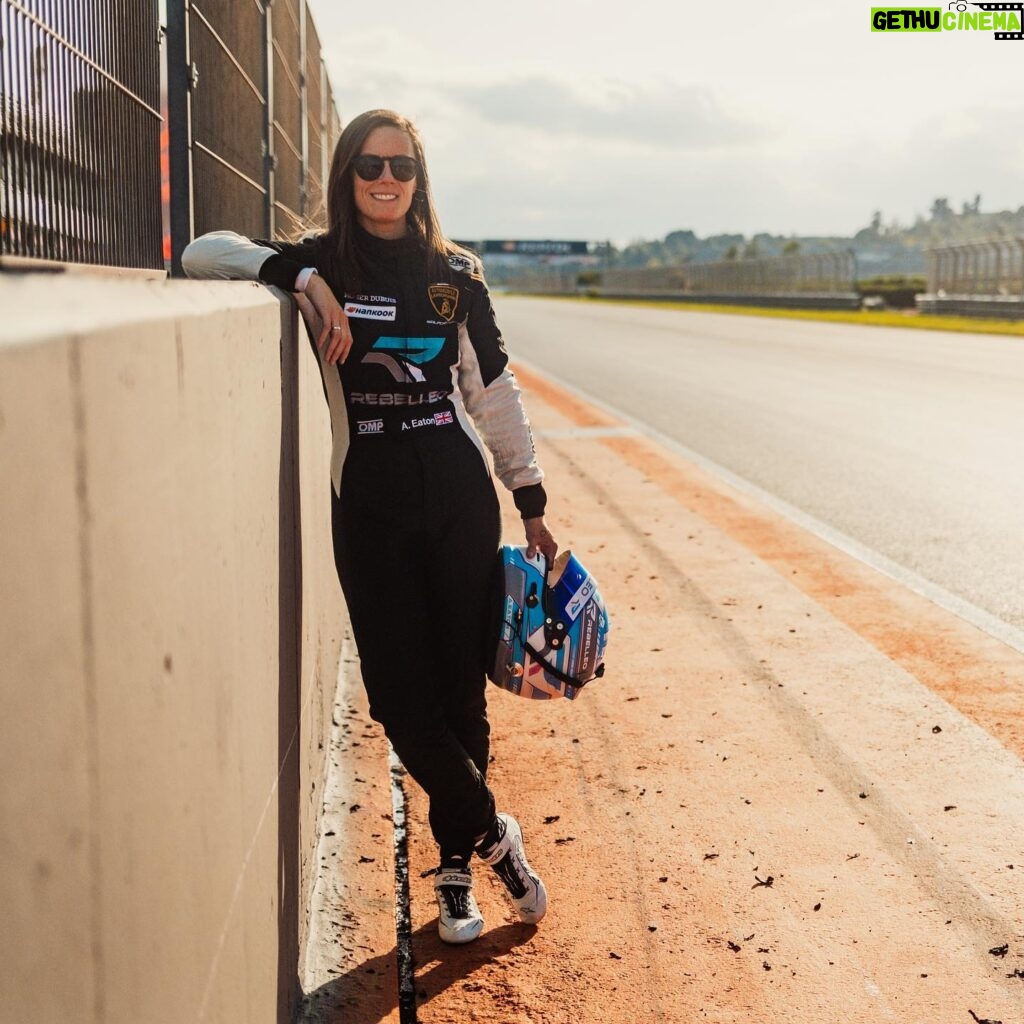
left=489, top=546, right=610, bottom=700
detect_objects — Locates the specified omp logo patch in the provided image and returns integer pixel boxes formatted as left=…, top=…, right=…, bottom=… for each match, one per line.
left=356, top=418, right=384, bottom=434
left=362, top=336, right=445, bottom=382
left=344, top=302, right=396, bottom=321
left=447, top=253, right=475, bottom=274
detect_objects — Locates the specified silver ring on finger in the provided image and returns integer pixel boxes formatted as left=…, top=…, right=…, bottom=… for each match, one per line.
left=330, top=325, right=343, bottom=331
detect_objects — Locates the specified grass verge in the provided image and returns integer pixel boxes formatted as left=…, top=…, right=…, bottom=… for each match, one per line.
left=507, top=293, right=1024, bottom=338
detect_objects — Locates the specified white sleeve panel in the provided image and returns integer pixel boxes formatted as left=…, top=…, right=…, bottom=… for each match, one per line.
left=181, top=230, right=274, bottom=281
left=457, top=323, right=544, bottom=493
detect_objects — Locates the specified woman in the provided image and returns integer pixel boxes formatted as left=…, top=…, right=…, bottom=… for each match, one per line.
left=183, top=109, right=556, bottom=945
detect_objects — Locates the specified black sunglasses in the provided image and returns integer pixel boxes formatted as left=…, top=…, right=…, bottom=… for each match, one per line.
left=352, top=154, right=420, bottom=182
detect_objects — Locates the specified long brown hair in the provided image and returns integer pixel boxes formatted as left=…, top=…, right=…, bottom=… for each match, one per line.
left=325, top=109, right=462, bottom=290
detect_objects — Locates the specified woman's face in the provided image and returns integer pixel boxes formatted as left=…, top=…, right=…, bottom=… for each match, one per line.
left=352, top=126, right=418, bottom=239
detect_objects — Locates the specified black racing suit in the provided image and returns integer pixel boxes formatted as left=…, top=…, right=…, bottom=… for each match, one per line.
left=182, top=227, right=546, bottom=862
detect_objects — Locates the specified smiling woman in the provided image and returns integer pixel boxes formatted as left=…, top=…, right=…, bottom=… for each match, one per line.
left=181, top=108, right=559, bottom=948
left=350, top=136, right=420, bottom=237
left=323, top=113, right=452, bottom=282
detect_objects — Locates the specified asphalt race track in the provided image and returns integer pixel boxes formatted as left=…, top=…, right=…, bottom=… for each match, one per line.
left=495, top=296, right=1024, bottom=643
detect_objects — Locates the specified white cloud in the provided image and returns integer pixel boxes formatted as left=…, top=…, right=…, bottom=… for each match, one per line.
left=454, top=77, right=762, bottom=149
left=305, top=0, right=1024, bottom=239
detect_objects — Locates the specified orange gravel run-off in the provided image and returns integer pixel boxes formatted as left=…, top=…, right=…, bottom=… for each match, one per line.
left=301, top=367, right=1024, bottom=1024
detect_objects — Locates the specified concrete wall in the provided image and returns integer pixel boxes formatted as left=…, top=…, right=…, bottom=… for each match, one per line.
left=0, top=273, right=345, bottom=1024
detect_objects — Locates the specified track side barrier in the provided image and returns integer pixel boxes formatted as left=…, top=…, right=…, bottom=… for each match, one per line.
left=506, top=251, right=861, bottom=310
left=920, top=238, right=1024, bottom=319
left=0, top=272, right=345, bottom=1024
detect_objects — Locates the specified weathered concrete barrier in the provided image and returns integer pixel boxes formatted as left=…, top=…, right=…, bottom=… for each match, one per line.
left=0, top=272, right=346, bottom=1023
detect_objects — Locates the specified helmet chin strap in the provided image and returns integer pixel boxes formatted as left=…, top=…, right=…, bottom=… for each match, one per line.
left=518, top=631, right=605, bottom=689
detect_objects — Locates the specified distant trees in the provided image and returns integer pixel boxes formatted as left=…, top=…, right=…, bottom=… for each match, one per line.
left=664, top=229, right=697, bottom=248
left=962, top=193, right=982, bottom=216
left=854, top=211, right=883, bottom=243
left=603, top=194, right=1018, bottom=272
left=927, top=195, right=980, bottom=219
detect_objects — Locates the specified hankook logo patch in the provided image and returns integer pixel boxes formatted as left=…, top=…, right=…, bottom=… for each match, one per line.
left=344, top=302, right=396, bottom=321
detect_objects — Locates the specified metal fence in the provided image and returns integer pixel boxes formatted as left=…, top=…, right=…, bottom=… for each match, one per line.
left=0, top=0, right=164, bottom=268
left=169, top=0, right=341, bottom=272
left=684, top=251, right=857, bottom=296
left=502, top=253, right=861, bottom=309
left=502, top=268, right=580, bottom=294
left=0, top=0, right=341, bottom=273
left=926, top=238, right=1024, bottom=297
left=600, top=265, right=689, bottom=296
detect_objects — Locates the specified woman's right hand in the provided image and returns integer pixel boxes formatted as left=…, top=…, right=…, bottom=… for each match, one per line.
left=296, top=275, right=353, bottom=365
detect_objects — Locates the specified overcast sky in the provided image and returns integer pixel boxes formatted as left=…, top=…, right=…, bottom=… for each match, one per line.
left=305, top=0, right=1023, bottom=244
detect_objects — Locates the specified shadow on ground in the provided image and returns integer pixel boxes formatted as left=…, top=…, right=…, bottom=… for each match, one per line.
left=299, top=920, right=536, bottom=1023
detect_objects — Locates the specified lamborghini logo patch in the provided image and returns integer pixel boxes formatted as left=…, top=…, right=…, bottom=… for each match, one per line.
left=428, top=284, right=459, bottom=322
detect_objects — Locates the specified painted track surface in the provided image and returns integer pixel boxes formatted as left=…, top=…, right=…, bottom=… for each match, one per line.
left=493, top=296, right=1024, bottom=636
left=301, top=368, right=1024, bottom=1024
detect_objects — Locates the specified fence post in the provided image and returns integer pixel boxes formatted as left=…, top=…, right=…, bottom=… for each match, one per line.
left=166, top=0, right=194, bottom=276
left=263, top=1, right=276, bottom=239
left=969, top=242, right=984, bottom=295
left=299, top=0, right=310, bottom=219
left=321, top=62, right=330, bottom=190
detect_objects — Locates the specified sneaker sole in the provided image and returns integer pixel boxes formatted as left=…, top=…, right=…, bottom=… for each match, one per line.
left=438, top=918, right=484, bottom=944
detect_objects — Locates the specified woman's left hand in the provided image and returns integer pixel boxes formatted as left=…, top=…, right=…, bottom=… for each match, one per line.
left=295, top=276, right=353, bottom=365
left=524, top=516, right=558, bottom=562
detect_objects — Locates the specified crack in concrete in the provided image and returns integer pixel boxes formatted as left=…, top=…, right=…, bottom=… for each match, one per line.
left=69, top=335, right=106, bottom=1024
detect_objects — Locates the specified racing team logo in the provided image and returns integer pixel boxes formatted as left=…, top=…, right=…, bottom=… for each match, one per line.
left=361, top=336, right=445, bottom=382
left=428, top=284, right=459, bottom=322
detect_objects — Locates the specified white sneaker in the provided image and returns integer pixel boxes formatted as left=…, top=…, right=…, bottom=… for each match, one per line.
left=434, top=867, right=484, bottom=944
left=476, top=813, right=547, bottom=924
